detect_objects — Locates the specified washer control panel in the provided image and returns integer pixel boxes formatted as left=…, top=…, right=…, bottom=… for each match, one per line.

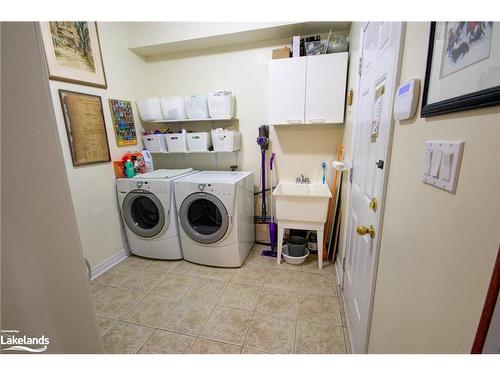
left=192, top=183, right=234, bottom=197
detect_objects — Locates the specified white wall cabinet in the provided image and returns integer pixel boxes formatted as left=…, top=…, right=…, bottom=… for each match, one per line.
left=268, top=56, right=307, bottom=125
left=268, top=52, right=348, bottom=125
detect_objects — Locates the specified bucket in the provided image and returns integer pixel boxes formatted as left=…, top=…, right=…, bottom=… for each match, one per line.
left=286, top=236, right=308, bottom=257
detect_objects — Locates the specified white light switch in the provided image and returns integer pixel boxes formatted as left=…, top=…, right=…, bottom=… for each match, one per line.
left=440, top=152, right=453, bottom=182
left=423, top=149, right=432, bottom=176
left=431, top=150, right=442, bottom=178
left=422, top=141, right=464, bottom=194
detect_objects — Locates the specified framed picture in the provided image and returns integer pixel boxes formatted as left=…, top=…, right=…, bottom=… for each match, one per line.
left=40, top=22, right=107, bottom=88
left=59, top=90, right=111, bottom=166
left=421, top=22, right=500, bottom=117
left=109, top=99, right=138, bottom=147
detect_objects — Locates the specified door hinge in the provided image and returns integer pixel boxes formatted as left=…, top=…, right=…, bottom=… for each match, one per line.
left=342, top=256, right=346, bottom=272
left=376, top=160, right=384, bottom=169
left=358, top=56, right=363, bottom=76
left=349, top=167, right=353, bottom=183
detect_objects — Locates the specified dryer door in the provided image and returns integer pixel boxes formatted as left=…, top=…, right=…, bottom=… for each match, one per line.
left=122, top=190, right=166, bottom=238
left=179, top=192, right=229, bottom=244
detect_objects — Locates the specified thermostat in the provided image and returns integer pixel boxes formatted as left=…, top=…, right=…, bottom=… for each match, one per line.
left=394, top=79, right=420, bottom=121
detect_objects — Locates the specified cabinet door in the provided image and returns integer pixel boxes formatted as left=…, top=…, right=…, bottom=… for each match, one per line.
left=305, top=52, right=348, bottom=124
left=268, top=57, right=307, bottom=125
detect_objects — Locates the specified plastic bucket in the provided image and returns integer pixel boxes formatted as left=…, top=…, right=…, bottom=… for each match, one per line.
left=286, top=236, right=308, bottom=257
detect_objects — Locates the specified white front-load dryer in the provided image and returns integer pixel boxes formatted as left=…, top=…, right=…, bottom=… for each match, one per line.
left=117, top=169, right=198, bottom=259
left=174, top=171, right=255, bottom=267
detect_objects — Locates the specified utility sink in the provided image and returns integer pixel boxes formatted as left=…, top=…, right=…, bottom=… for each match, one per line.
left=273, top=182, right=332, bottom=223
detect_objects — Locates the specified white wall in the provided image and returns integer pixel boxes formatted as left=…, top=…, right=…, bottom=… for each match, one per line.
left=143, top=37, right=345, bottom=189
left=49, top=22, right=148, bottom=268
left=340, top=22, right=500, bottom=353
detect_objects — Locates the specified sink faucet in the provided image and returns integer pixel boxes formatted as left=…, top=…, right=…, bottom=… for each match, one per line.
left=296, top=174, right=310, bottom=184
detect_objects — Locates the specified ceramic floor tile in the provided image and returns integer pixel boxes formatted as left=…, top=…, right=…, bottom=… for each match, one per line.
left=93, top=267, right=134, bottom=288
left=143, top=260, right=182, bottom=274
left=200, top=266, right=236, bottom=282
left=243, top=254, right=273, bottom=269
left=139, top=329, right=195, bottom=354
left=298, top=293, right=342, bottom=326
left=96, top=316, right=118, bottom=337
left=159, top=300, right=214, bottom=336
left=122, top=294, right=178, bottom=328
left=241, top=347, right=271, bottom=354
left=255, top=286, right=298, bottom=318
left=102, top=322, right=154, bottom=354
left=89, top=283, right=113, bottom=302
left=265, top=269, right=300, bottom=291
left=270, top=260, right=301, bottom=271
left=112, top=256, right=152, bottom=275
left=121, top=269, right=165, bottom=292
left=244, top=312, right=295, bottom=354
left=94, top=287, right=145, bottom=320
left=294, top=320, right=346, bottom=354
left=200, top=306, right=253, bottom=346
left=233, top=266, right=269, bottom=285
left=150, top=273, right=197, bottom=300
left=218, top=282, right=262, bottom=310
left=299, top=272, right=337, bottom=296
left=300, top=255, right=335, bottom=275
left=184, top=277, right=228, bottom=304
left=170, top=261, right=207, bottom=276
left=189, top=338, right=241, bottom=354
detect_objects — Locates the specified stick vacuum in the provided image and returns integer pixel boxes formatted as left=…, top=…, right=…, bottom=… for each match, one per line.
left=256, top=125, right=269, bottom=222
left=256, top=125, right=278, bottom=257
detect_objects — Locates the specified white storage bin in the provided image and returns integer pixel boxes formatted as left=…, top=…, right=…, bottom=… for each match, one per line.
left=142, top=134, right=167, bottom=152
left=185, top=95, right=210, bottom=119
left=207, top=90, right=234, bottom=119
left=211, top=129, right=241, bottom=152
left=136, top=98, right=162, bottom=121
left=187, top=132, right=212, bottom=152
left=160, top=97, right=187, bottom=120
left=165, top=133, right=188, bottom=152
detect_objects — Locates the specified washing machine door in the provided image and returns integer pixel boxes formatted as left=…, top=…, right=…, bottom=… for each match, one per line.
left=122, top=190, right=166, bottom=238
left=179, top=192, right=229, bottom=244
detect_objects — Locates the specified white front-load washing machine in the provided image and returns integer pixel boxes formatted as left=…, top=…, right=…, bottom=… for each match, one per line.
left=117, top=169, right=198, bottom=259
left=175, top=171, right=255, bottom=267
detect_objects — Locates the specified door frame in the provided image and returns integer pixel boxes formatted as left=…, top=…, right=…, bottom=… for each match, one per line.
left=340, top=22, right=406, bottom=353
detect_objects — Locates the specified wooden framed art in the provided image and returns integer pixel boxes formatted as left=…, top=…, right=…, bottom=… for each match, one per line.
left=40, top=22, right=107, bottom=88
left=108, top=99, right=138, bottom=147
left=421, top=22, right=500, bottom=117
left=59, top=90, right=111, bottom=166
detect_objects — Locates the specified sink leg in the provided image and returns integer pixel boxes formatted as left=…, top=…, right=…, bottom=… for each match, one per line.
left=277, top=225, right=285, bottom=264
left=317, top=228, right=324, bottom=269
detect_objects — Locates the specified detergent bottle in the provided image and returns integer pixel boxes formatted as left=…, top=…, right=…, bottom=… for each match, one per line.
left=142, top=149, right=154, bottom=173
left=125, top=159, right=135, bottom=178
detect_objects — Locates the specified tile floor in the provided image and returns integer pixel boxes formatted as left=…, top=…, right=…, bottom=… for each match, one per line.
left=90, top=244, right=351, bottom=354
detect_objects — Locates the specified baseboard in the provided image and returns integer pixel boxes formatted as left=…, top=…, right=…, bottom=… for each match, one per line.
left=90, top=249, right=128, bottom=281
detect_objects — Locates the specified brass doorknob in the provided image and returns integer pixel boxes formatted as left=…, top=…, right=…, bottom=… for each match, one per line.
left=356, top=225, right=375, bottom=239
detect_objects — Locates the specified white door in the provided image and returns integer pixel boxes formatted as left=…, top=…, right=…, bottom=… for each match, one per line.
left=268, top=56, right=307, bottom=125
left=343, top=22, right=405, bottom=353
left=305, top=52, right=348, bottom=124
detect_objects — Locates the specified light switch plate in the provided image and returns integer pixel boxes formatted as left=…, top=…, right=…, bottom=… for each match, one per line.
left=422, top=141, right=465, bottom=194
